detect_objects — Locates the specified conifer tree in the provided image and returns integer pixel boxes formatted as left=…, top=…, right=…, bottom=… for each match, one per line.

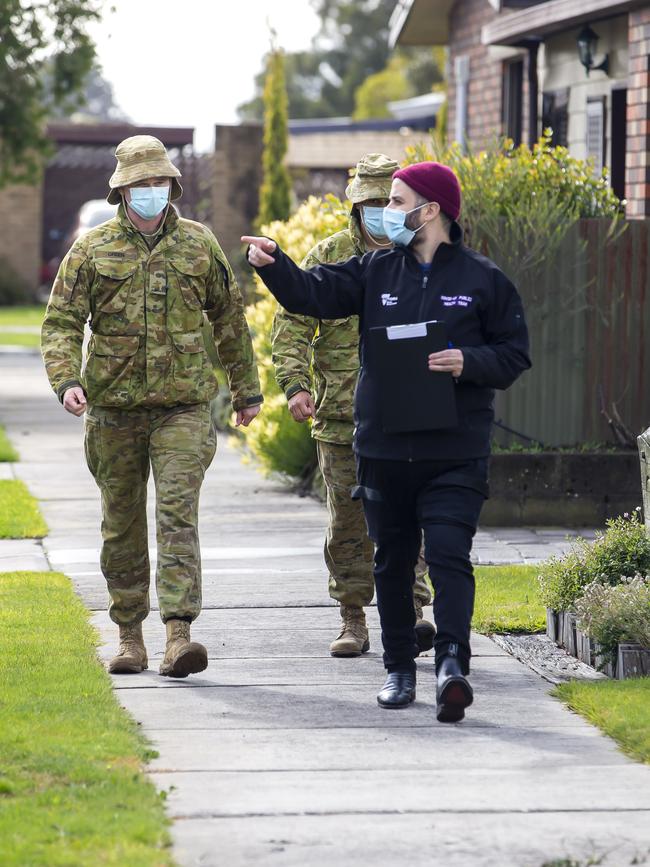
left=257, top=46, right=292, bottom=226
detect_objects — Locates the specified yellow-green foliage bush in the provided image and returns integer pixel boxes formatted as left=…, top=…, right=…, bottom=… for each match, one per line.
left=242, top=195, right=348, bottom=478
left=404, top=132, right=622, bottom=290
left=406, top=132, right=621, bottom=221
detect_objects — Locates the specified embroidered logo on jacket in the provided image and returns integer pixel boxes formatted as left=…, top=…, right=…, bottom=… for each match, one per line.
left=381, top=293, right=399, bottom=307
left=441, top=294, right=473, bottom=307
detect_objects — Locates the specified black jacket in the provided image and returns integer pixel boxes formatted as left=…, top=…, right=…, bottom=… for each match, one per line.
left=256, top=222, right=531, bottom=461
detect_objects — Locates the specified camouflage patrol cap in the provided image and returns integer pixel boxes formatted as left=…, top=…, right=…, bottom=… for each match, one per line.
left=345, top=152, right=400, bottom=204
left=107, top=135, right=183, bottom=205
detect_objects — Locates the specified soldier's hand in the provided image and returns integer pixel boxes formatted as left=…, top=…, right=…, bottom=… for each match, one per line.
left=235, top=404, right=261, bottom=427
left=241, top=236, right=277, bottom=267
left=428, top=349, right=464, bottom=378
left=288, top=390, right=315, bottom=422
left=63, top=386, right=87, bottom=417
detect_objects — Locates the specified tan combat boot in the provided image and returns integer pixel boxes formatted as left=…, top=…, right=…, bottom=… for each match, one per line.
left=329, top=605, right=370, bottom=657
left=414, top=598, right=436, bottom=654
left=108, top=623, right=148, bottom=674
left=159, top=619, right=208, bottom=678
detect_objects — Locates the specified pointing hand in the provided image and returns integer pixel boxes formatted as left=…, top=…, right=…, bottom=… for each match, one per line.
left=241, top=236, right=277, bottom=267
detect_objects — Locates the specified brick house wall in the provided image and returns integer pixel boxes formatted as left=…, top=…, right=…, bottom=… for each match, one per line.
left=0, top=183, right=42, bottom=292
left=626, top=7, right=650, bottom=218
left=448, top=0, right=504, bottom=148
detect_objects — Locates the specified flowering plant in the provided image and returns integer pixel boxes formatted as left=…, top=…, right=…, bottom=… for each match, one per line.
left=575, top=575, right=650, bottom=665
left=242, top=195, right=347, bottom=478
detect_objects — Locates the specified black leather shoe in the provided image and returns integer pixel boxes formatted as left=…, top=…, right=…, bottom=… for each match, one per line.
left=436, top=655, right=473, bottom=723
left=377, top=671, right=416, bottom=708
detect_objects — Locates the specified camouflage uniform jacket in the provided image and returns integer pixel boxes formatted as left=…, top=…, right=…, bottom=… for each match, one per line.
left=41, top=205, right=262, bottom=410
left=271, top=215, right=367, bottom=444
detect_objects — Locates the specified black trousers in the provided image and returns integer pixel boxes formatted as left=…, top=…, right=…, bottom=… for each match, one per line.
left=354, top=456, right=488, bottom=676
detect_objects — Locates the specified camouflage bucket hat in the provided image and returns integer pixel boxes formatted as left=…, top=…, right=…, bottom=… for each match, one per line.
left=107, top=135, right=183, bottom=205
left=345, top=152, right=400, bottom=204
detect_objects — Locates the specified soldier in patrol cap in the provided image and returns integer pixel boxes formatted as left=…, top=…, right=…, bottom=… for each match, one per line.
left=42, top=135, right=263, bottom=678
left=272, top=153, right=434, bottom=657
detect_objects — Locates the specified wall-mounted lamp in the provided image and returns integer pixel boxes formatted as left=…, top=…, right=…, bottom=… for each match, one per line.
left=577, top=25, right=609, bottom=77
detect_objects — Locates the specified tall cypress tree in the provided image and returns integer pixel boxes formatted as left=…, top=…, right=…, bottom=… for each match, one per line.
left=257, top=47, right=292, bottom=226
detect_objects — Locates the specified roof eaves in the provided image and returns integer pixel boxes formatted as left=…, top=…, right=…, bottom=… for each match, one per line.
left=482, top=0, right=643, bottom=46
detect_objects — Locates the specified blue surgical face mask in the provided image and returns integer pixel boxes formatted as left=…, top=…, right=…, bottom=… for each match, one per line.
left=382, top=201, right=431, bottom=246
left=128, top=185, right=170, bottom=220
left=360, top=206, right=390, bottom=243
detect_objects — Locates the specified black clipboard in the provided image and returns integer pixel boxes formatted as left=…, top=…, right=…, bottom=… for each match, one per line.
left=367, top=320, right=458, bottom=433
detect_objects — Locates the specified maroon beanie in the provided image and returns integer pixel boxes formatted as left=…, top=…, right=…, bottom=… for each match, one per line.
left=392, top=161, right=461, bottom=221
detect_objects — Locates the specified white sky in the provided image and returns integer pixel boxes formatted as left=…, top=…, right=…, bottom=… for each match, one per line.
left=88, top=0, right=322, bottom=152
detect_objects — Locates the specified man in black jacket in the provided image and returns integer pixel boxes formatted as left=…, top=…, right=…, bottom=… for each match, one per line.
left=243, top=161, right=531, bottom=722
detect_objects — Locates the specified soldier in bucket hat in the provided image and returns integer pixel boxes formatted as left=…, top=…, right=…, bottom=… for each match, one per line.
left=272, top=153, right=434, bottom=657
left=42, top=135, right=263, bottom=678
left=106, top=135, right=184, bottom=205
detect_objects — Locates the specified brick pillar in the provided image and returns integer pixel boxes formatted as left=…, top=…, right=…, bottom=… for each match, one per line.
left=0, top=182, right=43, bottom=292
left=212, top=123, right=263, bottom=267
left=626, top=8, right=650, bottom=219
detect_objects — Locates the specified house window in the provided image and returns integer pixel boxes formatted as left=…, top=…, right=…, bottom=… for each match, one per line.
left=586, top=97, right=606, bottom=176
left=503, top=59, right=523, bottom=145
left=542, top=89, right=569, bottom=147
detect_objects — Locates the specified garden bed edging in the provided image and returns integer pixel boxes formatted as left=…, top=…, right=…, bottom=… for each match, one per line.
left=546, top=607, right=650, bottom=679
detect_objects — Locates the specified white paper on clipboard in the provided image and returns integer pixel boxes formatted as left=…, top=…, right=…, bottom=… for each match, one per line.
left=386, top=320, right=439, bottom=341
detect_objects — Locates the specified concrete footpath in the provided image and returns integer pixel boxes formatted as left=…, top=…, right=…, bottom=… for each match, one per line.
left=2, top=352, right=650, bottom=867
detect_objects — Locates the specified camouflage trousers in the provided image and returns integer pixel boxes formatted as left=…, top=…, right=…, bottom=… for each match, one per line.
left=316, top=440, right=432, bottom=608
left=84, top=402, right=217, bottom=626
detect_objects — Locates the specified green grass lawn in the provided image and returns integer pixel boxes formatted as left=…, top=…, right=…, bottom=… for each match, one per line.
left=0, top=480, right=48, bottom=538
left=0, top=426, right=18, bottom=462
left=0, top=572, right=174, bottom=866
left=0, top=304, right=46, bottom=326
left=0, top=331, right=40, bottom=347
left=0, top=304, right=45, bottom=347
left=473, top=564, right=545, bottom=633
left=554, top=678, right=650, bottom=764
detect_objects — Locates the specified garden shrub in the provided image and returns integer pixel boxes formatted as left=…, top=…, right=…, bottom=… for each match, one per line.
left=403, top=132, right=623, bottom=292
left=538, top=549, right=592, bottom=613
left=241, top=195, right=348, bottom=478
left=538, top=510, right=650, bottom=612
left=406, top=131, right=621, bottom=221
left=575, top=575, right=650, bottom=665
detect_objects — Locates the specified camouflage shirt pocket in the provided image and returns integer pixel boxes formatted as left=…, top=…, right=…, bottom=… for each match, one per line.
left=167, top=256, right=211, bottom=334
left=311, top=335, right=359, bottom=427
left=168, top=256, right=211, bottom=310
left=312, top=317, right=360, bottom=359
left=170, top=330, right=211, bottom=400
left=93, top=258, right=139, bottom=313
left=313, top=368, right=359, bottom=424
left=84, top=333, right=140, bottom=405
